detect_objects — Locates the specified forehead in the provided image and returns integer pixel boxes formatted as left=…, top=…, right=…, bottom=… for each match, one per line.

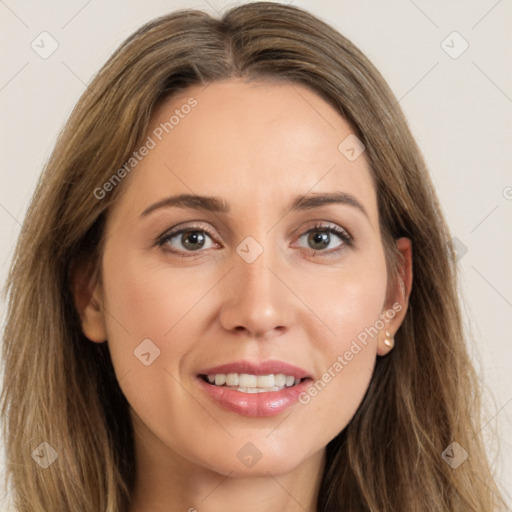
left=111, top=78, right=377, bottom=224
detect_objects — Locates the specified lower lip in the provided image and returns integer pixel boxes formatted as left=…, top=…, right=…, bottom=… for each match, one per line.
left=196, top=376, right=312, bottom=417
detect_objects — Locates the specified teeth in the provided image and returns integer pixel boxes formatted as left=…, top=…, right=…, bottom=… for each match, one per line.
left=257, top=375, right=274, bottom=387
left=274, top=374, right=286, bottom=387
left=205, top=372, right=303, bottom=392
left=214, top=374, right=226, bottom=386
left=226, top=373, right=239, bottom=386
left=239, top=374, right=258, bottom=387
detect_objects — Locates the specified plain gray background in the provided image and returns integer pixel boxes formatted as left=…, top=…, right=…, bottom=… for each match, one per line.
left=1, top=1, right=511, bottom=510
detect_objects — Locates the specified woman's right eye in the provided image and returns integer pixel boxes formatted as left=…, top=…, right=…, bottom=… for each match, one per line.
left=157, top=226, right=218, bottom=256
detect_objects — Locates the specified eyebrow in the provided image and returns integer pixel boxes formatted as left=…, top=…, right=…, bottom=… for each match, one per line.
left=140, top=191, right=368, bottom=219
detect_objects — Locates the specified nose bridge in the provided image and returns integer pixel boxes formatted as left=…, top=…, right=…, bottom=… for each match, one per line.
left=219, top=231, right=289, bottom=336
left=237, top=237, right=274, bottom=290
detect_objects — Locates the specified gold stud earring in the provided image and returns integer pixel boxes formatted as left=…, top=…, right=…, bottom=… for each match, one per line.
left=384, top=330, right=395, bottom=349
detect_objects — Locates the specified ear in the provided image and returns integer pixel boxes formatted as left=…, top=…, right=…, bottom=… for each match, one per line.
left=72, top=262, right=107, bottom=343
left=377, top=237, right=413, bottom=356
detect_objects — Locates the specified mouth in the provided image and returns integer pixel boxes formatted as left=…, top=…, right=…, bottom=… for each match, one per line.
left=196, top=372, right=313, bottom=417
left=199, top=373, right=310, bottom=393
left=196, top=360, right=313, bottom=416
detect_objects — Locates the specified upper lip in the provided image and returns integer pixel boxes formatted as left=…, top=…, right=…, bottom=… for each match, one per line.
left=198, top=359, right=311, bottom=379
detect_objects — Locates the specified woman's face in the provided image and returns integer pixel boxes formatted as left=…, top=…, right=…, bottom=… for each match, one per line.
left=80, top=78, right=410, bottom=477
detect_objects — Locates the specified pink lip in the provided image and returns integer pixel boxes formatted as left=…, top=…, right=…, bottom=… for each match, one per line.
left=198, top=359, right=311, bottom=379
left=196, top=376, right=312, bottom=417
left=196, top=359, right=313, bottom=417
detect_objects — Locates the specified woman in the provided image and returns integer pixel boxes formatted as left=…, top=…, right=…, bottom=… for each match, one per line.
left=0, top=2, right=507, bottom=511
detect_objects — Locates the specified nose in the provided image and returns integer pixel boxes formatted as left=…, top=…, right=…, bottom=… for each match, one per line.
left=218, top=247, right=292, bottom=339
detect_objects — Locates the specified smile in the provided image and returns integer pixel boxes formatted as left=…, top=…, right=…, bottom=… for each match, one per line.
left=200, top=373, right=307, bottom=393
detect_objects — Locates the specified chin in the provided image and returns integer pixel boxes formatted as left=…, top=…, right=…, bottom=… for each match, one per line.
left=193, top=439, right=315, bottom=478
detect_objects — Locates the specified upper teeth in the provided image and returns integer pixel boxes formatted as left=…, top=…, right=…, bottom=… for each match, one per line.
left=207, top=373, right=300, bottom=389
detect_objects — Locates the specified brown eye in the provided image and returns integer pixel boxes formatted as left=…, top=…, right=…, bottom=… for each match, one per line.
left=297, top=223, right=352, bottom=254
left=157, top=225, right=217, bottom=255
left=178, top=231, right=207, bottom=251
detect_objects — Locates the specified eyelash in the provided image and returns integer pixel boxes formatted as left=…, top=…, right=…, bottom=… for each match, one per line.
left=155, top=222, right=353, bottom=259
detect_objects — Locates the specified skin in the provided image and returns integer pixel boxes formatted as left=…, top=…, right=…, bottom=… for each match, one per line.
left=77, top=78, right=412, bottom=512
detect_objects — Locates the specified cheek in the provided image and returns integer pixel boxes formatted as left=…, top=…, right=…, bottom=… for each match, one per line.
left=98, top=248, right=204, bottom=399
left=99, top=251, right=213, bottom=453
left=293, top=252, right=387, bottom=434
left=302, top=247, right=388, bottom=353
left=101, top=249, right=210, bottom=342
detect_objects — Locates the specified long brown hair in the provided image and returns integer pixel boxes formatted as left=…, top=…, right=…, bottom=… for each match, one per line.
left=1, top=2, right=507, bottom=510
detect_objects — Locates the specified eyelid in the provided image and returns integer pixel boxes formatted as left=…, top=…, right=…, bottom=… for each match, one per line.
left=155, top=221, right=215, bottom=245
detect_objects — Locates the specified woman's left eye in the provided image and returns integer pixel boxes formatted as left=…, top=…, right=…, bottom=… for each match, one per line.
left=295, top=223, right=352, bottom=255
left=156, top=222, right=352, bottom=257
